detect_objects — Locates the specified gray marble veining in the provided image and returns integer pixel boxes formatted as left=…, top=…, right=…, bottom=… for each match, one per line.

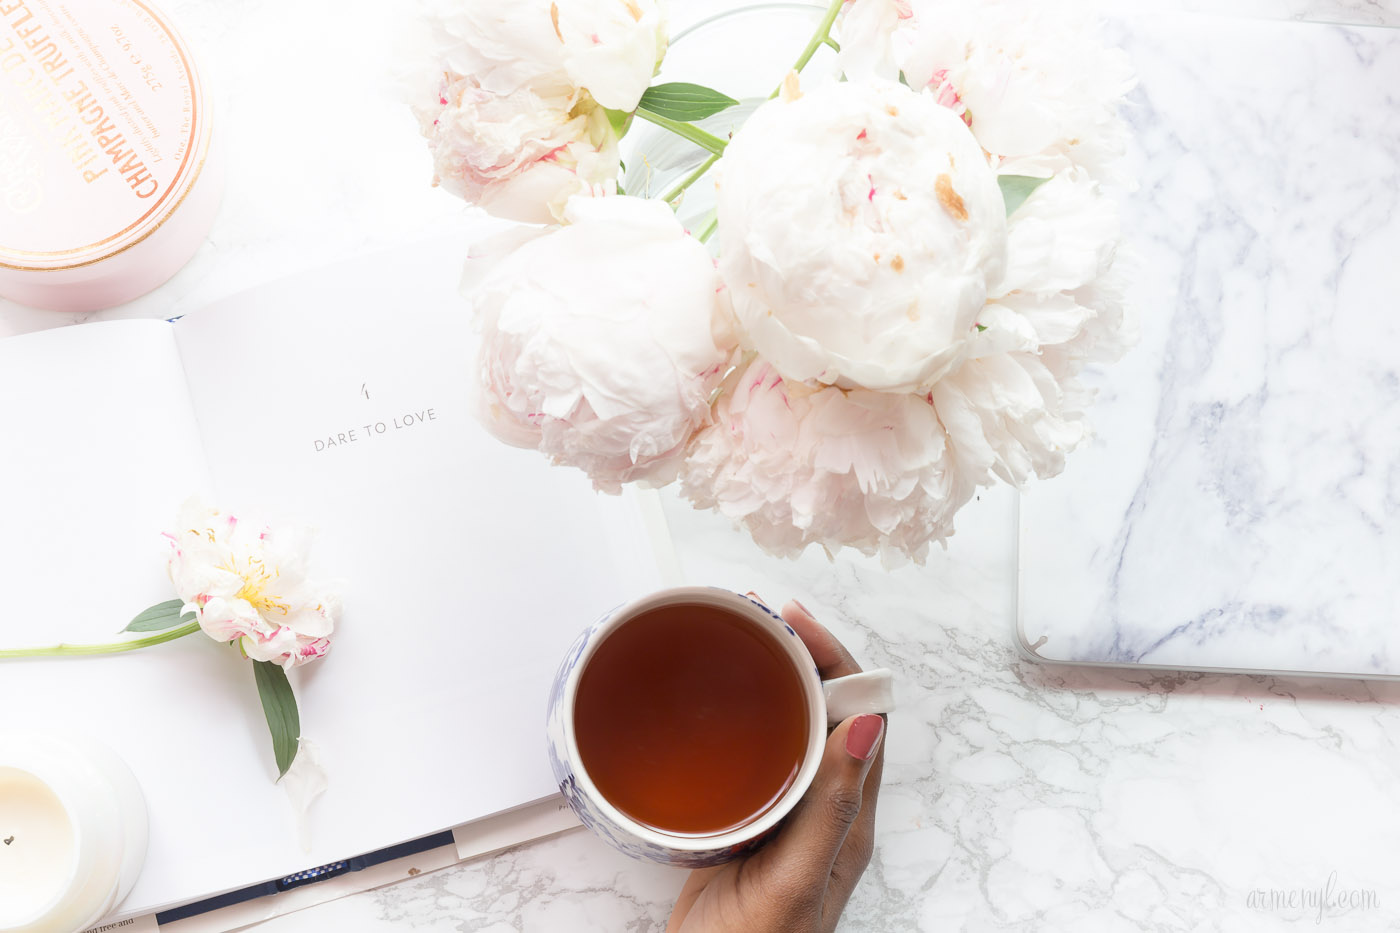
left=1021, top=15, right=1400, bottom=677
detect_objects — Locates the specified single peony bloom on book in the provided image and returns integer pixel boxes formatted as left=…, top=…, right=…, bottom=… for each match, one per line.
left=1, top=498, right=338, bottom=788
left=467, top=195, right=738, bottom=493
left=166, top=498, right=340, bottom=670
left=413, top=0, right=667, bottom=223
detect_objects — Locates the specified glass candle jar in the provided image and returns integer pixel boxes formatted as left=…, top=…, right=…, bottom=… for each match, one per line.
left=0, top=732, right=148, bottom=933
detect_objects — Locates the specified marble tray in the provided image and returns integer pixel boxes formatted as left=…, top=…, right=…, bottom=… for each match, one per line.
left=1018, top=13, right=1400, bottom=678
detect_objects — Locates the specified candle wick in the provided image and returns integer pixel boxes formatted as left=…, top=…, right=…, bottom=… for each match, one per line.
left=2, top=835, right=12, bottom=845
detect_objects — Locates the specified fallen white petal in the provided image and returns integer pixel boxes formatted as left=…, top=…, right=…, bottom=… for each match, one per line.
left=281, top=738, right=329, bottom=853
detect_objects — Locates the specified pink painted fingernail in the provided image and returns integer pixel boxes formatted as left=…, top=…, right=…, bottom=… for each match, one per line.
left=846, top=714, right=885, bottom=761
left=792, top=599, right=814, bottom=618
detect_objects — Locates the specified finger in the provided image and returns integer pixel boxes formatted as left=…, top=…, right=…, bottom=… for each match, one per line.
left=825, top=716, right=886, bottom=917
left=781, top=600, right=862, bottom=680
left=761, top=713, right=886, bottom=901
left=666, top=866, right=725, bottom=932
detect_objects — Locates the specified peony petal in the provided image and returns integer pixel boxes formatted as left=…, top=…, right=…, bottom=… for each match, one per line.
left=994, top=168, right=1119, bottom=296
left=682, top=360, right=973, bottom=564
left=281, top=738, right=328, bottom=853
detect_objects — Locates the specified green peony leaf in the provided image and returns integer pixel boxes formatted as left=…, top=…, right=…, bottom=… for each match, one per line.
left=253, top=660, right=301, bottom=780
left=998, top=174, right=1052, bottom=217
left=123, top=599, right=195, bottom=633
left=636, top=83, right=739, bottom=122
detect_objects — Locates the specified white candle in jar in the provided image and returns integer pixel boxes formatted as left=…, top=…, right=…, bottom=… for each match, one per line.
left=0, top=734, right=147, bottom=933
left=0, top=768, right=76, bottom=927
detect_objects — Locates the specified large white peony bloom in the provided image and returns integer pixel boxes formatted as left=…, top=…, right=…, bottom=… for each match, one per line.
left=468, top=195, right=737, bottom=493
left=681, top=359, right=974, bottom=564
left=165, top=500, right=339, bottom=670
left=839, top=0, right=1134, bottom=182
left=716, top=79, right=1007, bottom=394
left=416, top=0, right=668, bottom=222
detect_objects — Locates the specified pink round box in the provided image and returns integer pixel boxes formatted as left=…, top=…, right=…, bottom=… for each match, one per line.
left=0, top=0, right=221, bottom=312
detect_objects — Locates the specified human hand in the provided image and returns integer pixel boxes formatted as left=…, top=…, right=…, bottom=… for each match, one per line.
left=665, top=600, right=887, bottom=933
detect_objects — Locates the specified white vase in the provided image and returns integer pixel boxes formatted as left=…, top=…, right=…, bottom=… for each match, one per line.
left=621, top=1, right=839, bottom=234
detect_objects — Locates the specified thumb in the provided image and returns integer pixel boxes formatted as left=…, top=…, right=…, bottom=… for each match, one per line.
left=763, top=714, right=885, bottom=883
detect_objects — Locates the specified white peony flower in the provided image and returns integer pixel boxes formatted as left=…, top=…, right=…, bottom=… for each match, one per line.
left=415, top=0, right=668, bottom=222
left=895, top=0, right=1134, bottom=182
left=416, top=75, right=619, bottom=224
left=930, top=166, right=1133, bottom=491
left=423, top=0, right=666, bottom=111
left=165, top=500, right=339, bottom=670
left=682, top=359, right=974, bottom=564
left=468, top=195, right=737, bottom=493
left=716, top=79, right=1007, bottom=393
left=931, top=350, right=1085, bottom=489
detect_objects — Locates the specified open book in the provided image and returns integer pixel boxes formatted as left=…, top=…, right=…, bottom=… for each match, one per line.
left=0, top=236, right=666, bottom=917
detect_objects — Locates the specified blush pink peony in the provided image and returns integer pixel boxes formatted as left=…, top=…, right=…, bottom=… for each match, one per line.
left=469, top=195, right=738, bottom=493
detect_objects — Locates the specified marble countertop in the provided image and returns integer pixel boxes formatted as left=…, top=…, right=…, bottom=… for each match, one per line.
left=5, top=1, right=1400, bottom=930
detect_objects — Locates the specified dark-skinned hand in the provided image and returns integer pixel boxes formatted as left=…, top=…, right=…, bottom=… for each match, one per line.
left=666, top=600, right=887, bottom=933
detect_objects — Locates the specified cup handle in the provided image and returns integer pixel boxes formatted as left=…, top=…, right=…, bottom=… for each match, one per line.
left=822, top=668, right=896, bottom=725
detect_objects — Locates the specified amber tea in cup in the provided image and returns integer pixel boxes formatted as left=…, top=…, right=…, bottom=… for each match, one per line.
left=548, top=586, right=894, bottom=866
left=572, top=601, right=811, bottom=836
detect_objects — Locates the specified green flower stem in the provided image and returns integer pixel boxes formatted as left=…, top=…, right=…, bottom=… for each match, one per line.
left=663, top=152, right=721, bottom=205
left=634, top=107, right=729, bottom=156
left=771, top=0, right=846, bottom=99
left=0, top=621, right=201, bottom=658
left=697, top=212, right=719, bottom=244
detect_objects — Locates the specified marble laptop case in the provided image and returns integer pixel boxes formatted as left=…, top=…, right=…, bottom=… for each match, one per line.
left=1017, top=14, right=1400, bottom=678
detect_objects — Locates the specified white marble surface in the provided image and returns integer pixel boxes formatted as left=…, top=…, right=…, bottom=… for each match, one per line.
left=5, top=1, right=1400, bottom=931
left=1020, top=15, right=1400, bottom=677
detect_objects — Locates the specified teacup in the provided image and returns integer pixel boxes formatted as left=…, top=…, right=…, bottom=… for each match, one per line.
left=545, top=587, right=895, bottom=867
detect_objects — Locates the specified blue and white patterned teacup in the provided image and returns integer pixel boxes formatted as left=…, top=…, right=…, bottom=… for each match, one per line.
left=545, top=586, right=895, bottom=868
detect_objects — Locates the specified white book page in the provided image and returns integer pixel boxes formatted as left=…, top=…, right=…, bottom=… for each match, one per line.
left=0, top=320, right=211, bottom=642
left=0, top=322, right=257, bottom=917
left=141, top=236, right=662, bottom=913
